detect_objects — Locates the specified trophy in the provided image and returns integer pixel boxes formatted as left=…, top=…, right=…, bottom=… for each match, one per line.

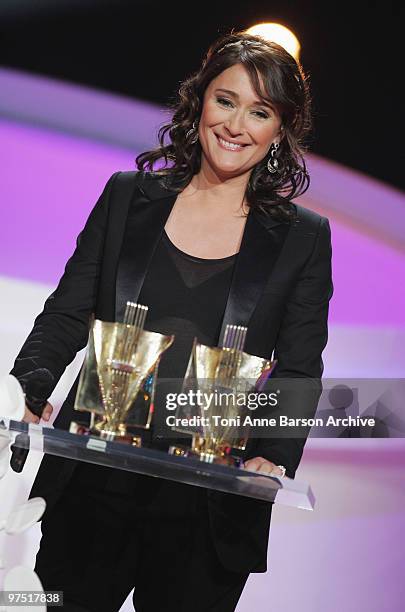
left=169, top=325, right=277, bottom=466
left=71, top=302, right=174, bottom=445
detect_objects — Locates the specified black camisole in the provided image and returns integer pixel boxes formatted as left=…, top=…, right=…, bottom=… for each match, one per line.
left=127, top=229, right=238, bottom=517
left=138, top=229, right=238, bottom=443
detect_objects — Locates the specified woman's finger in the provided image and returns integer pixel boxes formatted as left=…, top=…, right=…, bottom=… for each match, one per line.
left=23, top=406, right=40, bottom=424
left=244, top=457, right=271, bottom=472
left=243, top=457, right=284, bottom=476
left=41, top=402, right=54, bottom=422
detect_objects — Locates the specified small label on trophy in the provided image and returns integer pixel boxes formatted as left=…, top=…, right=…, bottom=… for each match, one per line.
left=86, top=438, right=107, bottom=452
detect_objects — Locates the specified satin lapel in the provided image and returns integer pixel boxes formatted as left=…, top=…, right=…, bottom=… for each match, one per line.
left=115, top=192, right=177, bottom=321
left=115, top=172, right=292, bottom=339
left=218, top=209, right=290, bottom=346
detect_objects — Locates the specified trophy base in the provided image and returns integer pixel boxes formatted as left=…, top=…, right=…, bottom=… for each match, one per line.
left=69, top=421, right=143, bottom=447
left=168, top=444, right=244, bottom=468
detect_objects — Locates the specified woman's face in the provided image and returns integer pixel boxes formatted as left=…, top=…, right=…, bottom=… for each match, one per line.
left=198, top=63, right=283, bottom=180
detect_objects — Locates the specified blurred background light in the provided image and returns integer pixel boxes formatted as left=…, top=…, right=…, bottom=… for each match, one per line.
left=246, top=22, right=301, bottom=59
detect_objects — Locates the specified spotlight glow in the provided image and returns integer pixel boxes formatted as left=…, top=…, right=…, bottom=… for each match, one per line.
left=246, top=23, right=301, bottom=60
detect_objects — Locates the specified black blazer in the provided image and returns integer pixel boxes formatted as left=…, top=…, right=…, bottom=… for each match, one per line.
left=10, top=170, right=333, bottom=574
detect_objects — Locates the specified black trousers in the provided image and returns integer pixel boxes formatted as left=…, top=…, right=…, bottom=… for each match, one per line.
left=34, top=462, right=249, bottom=612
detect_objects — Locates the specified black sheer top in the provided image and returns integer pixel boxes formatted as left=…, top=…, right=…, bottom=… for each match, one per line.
left=138, top=229, right=238, bottom=443
left=127, top=229, right=238, bottom=517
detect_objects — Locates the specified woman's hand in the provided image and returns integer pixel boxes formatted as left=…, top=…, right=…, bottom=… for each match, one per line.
left=23, top=402, right=54, bottom=424
left=243, top=456, right=285, bottom=477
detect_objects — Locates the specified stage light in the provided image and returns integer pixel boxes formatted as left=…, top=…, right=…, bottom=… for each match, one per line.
left=246, top=23, right=301, bottom=60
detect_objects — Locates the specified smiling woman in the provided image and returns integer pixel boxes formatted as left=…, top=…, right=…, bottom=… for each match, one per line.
left=10, top=28, right=332, bottom=612
left=198, top=64, right=283, bottom=176
left=160, top=59, right=290, bottom=260
left=137, top=30, right=312, bottom=222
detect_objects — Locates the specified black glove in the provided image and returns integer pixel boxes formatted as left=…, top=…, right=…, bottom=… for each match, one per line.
left=10, top=369, right=54, bottom=472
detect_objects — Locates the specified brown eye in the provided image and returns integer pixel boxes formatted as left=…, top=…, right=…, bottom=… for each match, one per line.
left=252, top=110, right=269, bottom=119
left=216, top=97, right=233, bottom=107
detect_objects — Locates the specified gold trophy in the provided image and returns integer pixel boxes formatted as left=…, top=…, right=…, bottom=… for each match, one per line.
left=71, top=302, right=174, bottom=445
left=169, top=325, right=277, bottom=466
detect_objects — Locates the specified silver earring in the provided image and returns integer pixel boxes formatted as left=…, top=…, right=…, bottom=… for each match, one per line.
left=267, top=142, right=280, bottom=174
left=185, top=120, right=199, bottom=144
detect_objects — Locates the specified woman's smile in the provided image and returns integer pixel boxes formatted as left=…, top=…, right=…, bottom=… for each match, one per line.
left=198, top=64, right=283, bottom=177
left=214, top=132, right=251, bottom=152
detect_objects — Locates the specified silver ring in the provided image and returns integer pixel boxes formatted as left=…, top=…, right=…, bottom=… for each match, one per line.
left=276, top=465, right=286, bottom=478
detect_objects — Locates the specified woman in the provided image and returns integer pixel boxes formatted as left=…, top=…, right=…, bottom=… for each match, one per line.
left=11, top=31, right=333, bottom=612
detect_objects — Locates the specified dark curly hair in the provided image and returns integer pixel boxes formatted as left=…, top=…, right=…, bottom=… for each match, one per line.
left=135, top=30, right=312, bottom=222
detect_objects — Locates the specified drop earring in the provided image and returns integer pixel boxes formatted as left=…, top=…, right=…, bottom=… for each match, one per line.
left=267, top=142, right=280, bottom=174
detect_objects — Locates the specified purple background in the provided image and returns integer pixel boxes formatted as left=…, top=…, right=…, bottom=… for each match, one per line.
left=1, top=68, right=404, bottom=611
